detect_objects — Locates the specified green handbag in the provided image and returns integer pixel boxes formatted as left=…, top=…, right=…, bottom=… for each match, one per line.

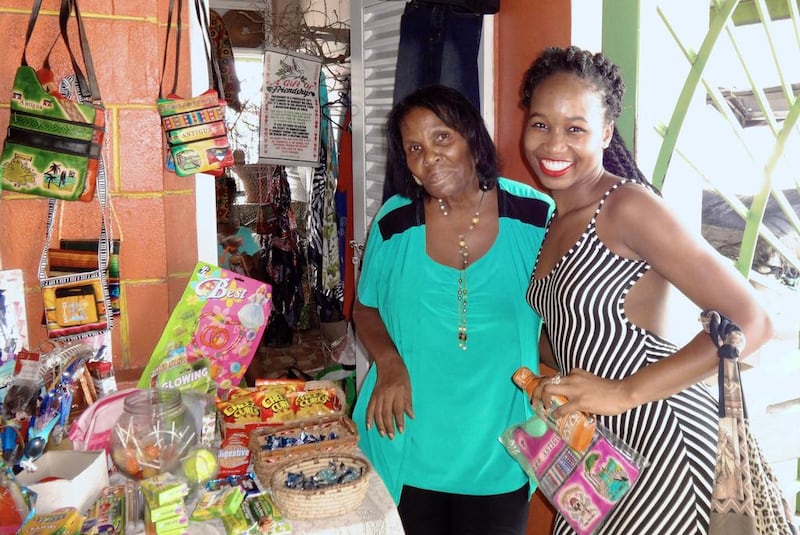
left=0, top=0, right=105, bottom=202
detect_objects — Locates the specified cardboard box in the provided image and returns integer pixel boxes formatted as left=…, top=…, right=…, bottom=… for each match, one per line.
left=16, top=450, right=108, bottom=514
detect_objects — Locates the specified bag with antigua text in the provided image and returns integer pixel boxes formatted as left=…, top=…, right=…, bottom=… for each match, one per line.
left=0, top=0, right=105, bottom=202
left=156, top=0, right=233, bottom=177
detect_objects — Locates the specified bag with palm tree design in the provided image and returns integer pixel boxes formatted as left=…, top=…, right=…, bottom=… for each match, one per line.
left=0, top=0, right=105, bottom=202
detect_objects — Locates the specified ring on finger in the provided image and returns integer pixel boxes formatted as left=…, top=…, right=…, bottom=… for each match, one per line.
left=550, top=373, right=562, bottom=385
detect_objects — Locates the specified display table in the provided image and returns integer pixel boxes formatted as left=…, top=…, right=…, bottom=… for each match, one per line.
left=276, top=473, right=403, bottom=534
left=113, top=460, right=404, bottom=535
left=184, top=472, right=403, bottom=535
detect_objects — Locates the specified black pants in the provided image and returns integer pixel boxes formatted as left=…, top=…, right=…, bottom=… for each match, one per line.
left=398, top=484, right=530, bottom=535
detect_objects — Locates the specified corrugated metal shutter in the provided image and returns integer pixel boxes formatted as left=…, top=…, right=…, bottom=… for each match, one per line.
left=350, top=0, right=405, bottom=389
left=350, top=0, right=405, bottom=246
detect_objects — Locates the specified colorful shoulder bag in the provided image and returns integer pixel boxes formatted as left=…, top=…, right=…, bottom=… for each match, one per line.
left=157, top=0, right=234, bottom=177
left=0, top=0, right=105, bottom=202
left=39, top=157, right=113, bottom=341
left=701, top=310, right=797, bottom=535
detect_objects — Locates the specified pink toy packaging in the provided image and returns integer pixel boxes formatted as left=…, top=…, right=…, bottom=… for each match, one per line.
left=500, top=412, right=648, bottom=535
left=138, top=262, right=272, bottom=398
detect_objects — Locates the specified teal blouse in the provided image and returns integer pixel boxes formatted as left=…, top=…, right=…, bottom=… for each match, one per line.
left=353, top=178, right=554, bottom=503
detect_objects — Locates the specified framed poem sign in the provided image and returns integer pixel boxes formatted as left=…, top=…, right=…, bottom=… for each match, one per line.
left=259, top=47, right=323, bottom=166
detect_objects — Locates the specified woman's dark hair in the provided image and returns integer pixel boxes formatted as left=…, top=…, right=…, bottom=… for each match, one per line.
left=521, top=46, right=658, bottom=194
left=385, top=85, right=499, bottom=199
left=521, top=45, right=625, bottom=123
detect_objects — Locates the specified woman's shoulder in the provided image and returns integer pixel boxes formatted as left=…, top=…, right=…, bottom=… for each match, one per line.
left=599, top=179, right=678, bottom=248
left=603, top=179, right=664, bottom=219
left=497, top=177, right=554, bottom=227
left=369, top=195, right=422, bottom=242
left=497, top=176, right=552, bottom=202
left=372, top=194, right=414, bottom=223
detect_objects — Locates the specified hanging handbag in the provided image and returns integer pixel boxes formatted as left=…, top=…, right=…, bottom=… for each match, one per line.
left=0, top=0, right=105, bottom=202
left=39, top=157, right=113, bottom=341
left=157, top=0, right=234, bottom=177
left=700, top=310, right=797, bottom=535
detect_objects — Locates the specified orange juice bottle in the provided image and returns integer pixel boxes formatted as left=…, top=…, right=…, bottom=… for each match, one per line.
left=512, top=366, right=596, bottom=453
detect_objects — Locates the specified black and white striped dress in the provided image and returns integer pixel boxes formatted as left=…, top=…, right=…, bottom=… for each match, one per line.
left=527, top=181, right=718, bottom=534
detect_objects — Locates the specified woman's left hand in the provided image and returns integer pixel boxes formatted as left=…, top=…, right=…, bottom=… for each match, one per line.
left=544, top=368, right=634, bottom=418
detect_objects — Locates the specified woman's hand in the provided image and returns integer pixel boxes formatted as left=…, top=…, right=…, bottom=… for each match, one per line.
left=366, top=354, right=414, bottom=439
left=535, top=368, right=635, bottom=418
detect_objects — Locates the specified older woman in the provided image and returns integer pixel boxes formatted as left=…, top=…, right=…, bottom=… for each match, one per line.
left=352, top=85, right=554, bottom=534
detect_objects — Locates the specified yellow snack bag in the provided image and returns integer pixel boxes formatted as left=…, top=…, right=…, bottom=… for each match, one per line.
left=19, top=507, right=84, bottom=535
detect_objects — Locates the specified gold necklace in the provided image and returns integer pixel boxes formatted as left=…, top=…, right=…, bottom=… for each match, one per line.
left=453, top=190, right=485, bottom=350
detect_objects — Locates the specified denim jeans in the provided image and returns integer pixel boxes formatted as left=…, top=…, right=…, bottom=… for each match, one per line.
left=384, top=0, right=485, bottom=200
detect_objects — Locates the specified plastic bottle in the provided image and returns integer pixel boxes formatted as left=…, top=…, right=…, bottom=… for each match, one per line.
left=512, top=366, right=596, bottom=453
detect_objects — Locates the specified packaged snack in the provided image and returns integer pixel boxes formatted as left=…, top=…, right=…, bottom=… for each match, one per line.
left=141, top=473, right=189, bottom=508
left=19, top=507, right=84, bottom=535
left=241, top=493, right=292, bottom=534
left=143, top=501, right=189, bottom=535
left=216, top=384, right=296, bottom=435
left=144, top=507, right=188, bottom=534
left=148, top=501, right=187, bottom=524
left=221, top=505, right=260, bottom=535
left=205, top=472, right=261, bottom=496
left=190, top=485, right=246, bottom=521
left=288, top=386, right=341, bottom=420
left=217, top=430, right=252, bottom=477
left=85, top=485, right=126, bottom=534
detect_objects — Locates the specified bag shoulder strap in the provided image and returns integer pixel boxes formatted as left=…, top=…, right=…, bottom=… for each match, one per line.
left=159, top=0, right=223, bottom=98
left=159, top=0, right=183, bottom=98
left=192, top=0, right=225, bottom=96
left=21, top=0, right=46, bottom=67
left=700, top=309, right=747, bottom=418
left=58, top=0, right=102, bottom=104
left=21, top=0, right=102, bottom=105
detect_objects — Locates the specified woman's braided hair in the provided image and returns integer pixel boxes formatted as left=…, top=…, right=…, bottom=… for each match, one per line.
left=521, top=46, right=659, bottom=194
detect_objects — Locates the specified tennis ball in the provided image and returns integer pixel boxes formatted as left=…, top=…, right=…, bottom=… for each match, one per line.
left=182, top=447, right=218, bottom=484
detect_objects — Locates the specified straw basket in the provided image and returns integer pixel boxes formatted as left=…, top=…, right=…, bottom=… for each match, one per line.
left=249, top=413, right=358, bottom=484
left=270, top=453, right=370, bottom=519
left=239, top=164, right=274, bottom=203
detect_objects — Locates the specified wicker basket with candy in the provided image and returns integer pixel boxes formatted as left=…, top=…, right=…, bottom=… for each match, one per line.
left=248, top=413, right=358, bottom=484
left=269, top=453, right=370, bottom=519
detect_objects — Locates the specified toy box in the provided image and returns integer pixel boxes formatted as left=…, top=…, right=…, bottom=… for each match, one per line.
left=15, top=450, right=108, bottom=515
left=138, top=262, right=272, bottom=398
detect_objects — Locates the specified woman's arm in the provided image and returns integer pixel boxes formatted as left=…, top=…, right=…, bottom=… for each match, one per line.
left=543, top=184, right=772, bottom=417
left=352, top=299, right=414, bottom=438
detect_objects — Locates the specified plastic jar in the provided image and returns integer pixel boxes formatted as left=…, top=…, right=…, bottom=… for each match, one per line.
left=110, top=388, right=196, bottom=480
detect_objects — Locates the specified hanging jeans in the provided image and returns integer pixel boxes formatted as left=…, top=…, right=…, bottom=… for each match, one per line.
left=392, top=0, right=485, bottom=108
left=384, top=1, right=485, bottom=200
